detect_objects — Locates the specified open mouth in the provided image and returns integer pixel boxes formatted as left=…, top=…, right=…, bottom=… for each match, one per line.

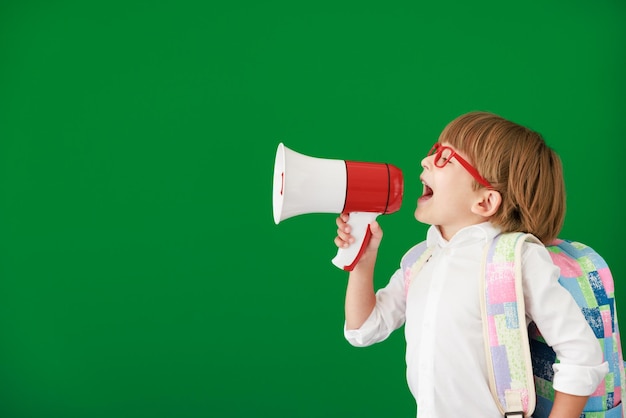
left=417, top=180, right=433, bottom=205
left=419, top=179, right=433, bottom=201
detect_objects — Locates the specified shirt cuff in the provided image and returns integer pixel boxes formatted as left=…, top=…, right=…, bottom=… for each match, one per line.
left=343, top=310, right=381, bottom=347
left=552, top=361, right=610, bottom=396
left=344, top=326, right=367, bottom=347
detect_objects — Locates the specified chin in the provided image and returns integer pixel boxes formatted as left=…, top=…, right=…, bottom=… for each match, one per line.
left=414, top=208, right=428, bottom=224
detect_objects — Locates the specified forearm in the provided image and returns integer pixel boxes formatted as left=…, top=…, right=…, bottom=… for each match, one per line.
left=344, top=251, right=377, bottom=330
left=548, top=391, right=589, bottom=418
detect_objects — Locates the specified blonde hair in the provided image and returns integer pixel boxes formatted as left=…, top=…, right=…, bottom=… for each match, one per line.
left=439, top=111, right=565, bottom=244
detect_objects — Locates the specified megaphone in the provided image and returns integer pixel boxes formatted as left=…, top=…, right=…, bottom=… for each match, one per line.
left=272, top=143, right=403, bottom=271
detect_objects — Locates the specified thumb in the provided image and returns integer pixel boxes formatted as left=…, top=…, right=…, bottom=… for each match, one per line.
left=367, top=220, right=383, bottom=249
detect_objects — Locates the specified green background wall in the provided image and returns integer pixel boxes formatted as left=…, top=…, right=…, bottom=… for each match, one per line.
left=1, top=1, right=624, bottom=417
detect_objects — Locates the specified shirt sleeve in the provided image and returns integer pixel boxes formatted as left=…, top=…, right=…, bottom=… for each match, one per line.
left=521, top=242, right=609, bottom=396
left=344, top=268, right=407, bottom=347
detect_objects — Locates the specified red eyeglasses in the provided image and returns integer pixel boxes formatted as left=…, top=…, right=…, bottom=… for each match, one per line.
left=427, top=143, right=493, bottom=189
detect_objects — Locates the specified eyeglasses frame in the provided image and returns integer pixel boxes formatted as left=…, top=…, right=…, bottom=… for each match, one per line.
left=427, top=143, right=493, bottom=189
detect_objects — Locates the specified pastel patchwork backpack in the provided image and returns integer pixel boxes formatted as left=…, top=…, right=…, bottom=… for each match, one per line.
left=401, top=232, right=626, bottom=418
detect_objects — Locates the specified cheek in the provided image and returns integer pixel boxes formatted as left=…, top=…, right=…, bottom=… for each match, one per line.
left=449, top=169, right=476, bottom=190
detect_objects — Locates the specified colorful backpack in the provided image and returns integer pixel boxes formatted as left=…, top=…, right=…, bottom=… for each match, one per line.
left=401, top=232, right=626, bottom=418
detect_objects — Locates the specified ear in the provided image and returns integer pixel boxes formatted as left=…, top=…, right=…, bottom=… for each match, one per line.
left=471, top=189, right=502, bottom=219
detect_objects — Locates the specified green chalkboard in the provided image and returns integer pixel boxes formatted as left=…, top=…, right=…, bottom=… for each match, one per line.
left=1, top=1, right=624, bottom=417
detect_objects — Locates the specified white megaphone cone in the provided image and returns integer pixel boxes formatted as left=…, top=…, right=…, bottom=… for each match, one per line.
left=272, top=143, right=403, bottom=271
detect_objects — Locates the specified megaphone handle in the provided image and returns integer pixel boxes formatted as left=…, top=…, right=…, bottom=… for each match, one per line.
left=332, top=212, right=381, bottom=271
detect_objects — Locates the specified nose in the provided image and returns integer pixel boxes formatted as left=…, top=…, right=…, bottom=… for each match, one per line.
left=421, top=155, right=432, bottom=170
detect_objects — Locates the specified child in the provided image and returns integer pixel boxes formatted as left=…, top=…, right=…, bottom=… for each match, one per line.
left=335, top=111, right=609, bottom=418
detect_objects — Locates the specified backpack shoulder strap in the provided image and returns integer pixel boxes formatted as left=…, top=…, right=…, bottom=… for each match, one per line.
left=481, top=232, right=542, bottom=418
left=401, top=241, right=433, bottom=297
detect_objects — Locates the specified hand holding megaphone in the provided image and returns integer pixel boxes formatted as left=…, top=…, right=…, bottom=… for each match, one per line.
left=272, top=143, right=403, bottom=271
left=333, top=211, right=382, bottom=270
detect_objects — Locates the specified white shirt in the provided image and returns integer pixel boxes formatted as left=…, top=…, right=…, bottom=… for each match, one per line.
left=344, top=222, right=608, bottom=418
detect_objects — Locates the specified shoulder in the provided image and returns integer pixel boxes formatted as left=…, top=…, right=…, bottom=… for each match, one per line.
left=518, top=238, right=560, bottom=287
left=520, top=239, right=554, bottom=265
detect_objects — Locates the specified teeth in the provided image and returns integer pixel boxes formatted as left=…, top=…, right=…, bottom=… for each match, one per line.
left=421, top=178, right=433, bottom=197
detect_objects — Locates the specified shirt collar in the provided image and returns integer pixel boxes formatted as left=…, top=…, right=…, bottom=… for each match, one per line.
left=426, top=222, right=502, bottom=249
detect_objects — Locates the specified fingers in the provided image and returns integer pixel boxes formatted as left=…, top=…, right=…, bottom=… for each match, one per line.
left=334, top=235, right=352, bottom=249
left=335, top=215, right=354, bottom=248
